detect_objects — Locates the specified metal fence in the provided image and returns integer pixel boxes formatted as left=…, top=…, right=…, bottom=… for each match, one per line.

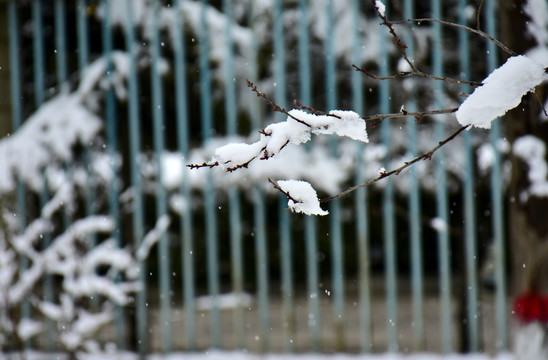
left=3, top=0, right=509, bottom=355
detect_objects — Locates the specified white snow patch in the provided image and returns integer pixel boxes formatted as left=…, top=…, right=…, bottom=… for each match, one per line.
left=16, top=350, right=518, bottom=360
left=514, top=322, right=548, bottom=360
left=375, top=0, right=386, bottom=17
left=136, top=215, right=171, bottom=261
left=17, top=319, right=43, bottom=341
left=430, top=217, right=448, bottom=233
left=524, top=0, right=548, bottom=47
left=513, top=135, right=548, bottom=200
left=195, top=293, right=254, bottom=311
left=276, top=180, right=328, bottom=216
left=456, top=56, right=548, bottom=129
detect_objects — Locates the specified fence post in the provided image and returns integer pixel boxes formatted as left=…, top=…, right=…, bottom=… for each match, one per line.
left=486, top=0, right=507, bottom=351
left=199, top=0, right=222, bottom=349
left=458, top=0, right=480, bottom=352
left=124, top=0, right=149, bottom=354
left=430, top=0, right=453, bottom=353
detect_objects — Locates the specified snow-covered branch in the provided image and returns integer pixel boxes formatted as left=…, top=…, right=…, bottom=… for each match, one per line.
left=189, top=108, right=368, bottom=173
left=190, top=37, right=547, bottom=216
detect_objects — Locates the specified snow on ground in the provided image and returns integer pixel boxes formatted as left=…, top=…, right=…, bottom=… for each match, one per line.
left=147, top=352, right=515, bottom=360
left=5, top=350, right=516, bottom=360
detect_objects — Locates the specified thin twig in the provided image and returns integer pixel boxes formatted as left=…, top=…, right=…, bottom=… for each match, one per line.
left=391, top=18, right=517, bottom=57
left=370, top=0, right=418, bottom=73
left=187, top=161, right=220, bottom=169
left=320, top=124, right=470, bottom=203
left=365, top=107, right=459, bottom=127
left=293, top=100, right=341, bottom=119
left=352, top=64, right=482, bottom=86
left=247, top=79, right=312, bottom=127
left=476, top=0, right=484, bottom=31
left=268, top=178, right=301, bottom=207
left=534, top=90, right=548, bottom=117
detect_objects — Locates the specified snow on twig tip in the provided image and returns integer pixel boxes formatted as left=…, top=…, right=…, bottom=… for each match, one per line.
left=374, top=0, right=386, bottom=17
left=272, top=179, right=328, bottom=216
left=456, top=55, right=548, bottom=129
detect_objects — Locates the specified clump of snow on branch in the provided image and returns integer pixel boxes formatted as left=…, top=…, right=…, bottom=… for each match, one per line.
left=179, top=137, right=352, bottom=194
left=276, top=180, right=328, bottom=216
left=192, top=110, right=366, bottom=215
left=513, top=135, right=548, bottom=201
left=456, top=55, right=548, bottom=129
left=212, top=109, right=367, bottom=171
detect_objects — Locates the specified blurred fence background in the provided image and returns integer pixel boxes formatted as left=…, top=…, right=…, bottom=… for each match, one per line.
left=0, top=0, right=512, bottom=356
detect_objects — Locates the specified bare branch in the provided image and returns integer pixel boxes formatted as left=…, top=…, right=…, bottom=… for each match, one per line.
left=365, top=4, right=488, bottom=86
left=365, top=107, right=459, bottom=127
left=390, top=18, right=517, bottom=57
left=320, top=125, right=470, bottom=203
left=534, top=90, right=548, bottom=117
left=293, top=100, right=341, bottom=119
left=476, top=0, right=484, bottom=30
left=370, top=0, right=418, bottom=73
left=352, top=63, right=483, bottom=87
left=246, top=79, right=312, bottom=127
left=187, top=161, right=220, bottom=169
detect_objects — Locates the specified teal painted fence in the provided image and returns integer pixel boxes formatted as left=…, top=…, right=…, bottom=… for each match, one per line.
left=3, top=0, right=509, bottom=355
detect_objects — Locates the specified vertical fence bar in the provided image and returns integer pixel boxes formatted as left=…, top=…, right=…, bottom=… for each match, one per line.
left=101, top=0, right=126, bottom=348
left=54, top=4, right=74, bottom=348
left=431, top=0, right=452, bottom=353
left=173, top=0, right=196, bottom=350
left=32, top=0, right=44, bottom=107
left=279, top=202, right=294, bottom=351
left=32, top=0, right=55, bottom=350
left=222, top=0, right=246, bottom=349
left=297, top=0, right=321, bottom=351
left=124, top=0, right=148, bottom=354
left=8, top=2, right=30, bottom=349
left=54, top=0, right=67, bottom=90
left=7, top=0, right=23, bottom=212
left=351, top=0, right=372, bottom=352
left=248, top=4, right=269, bottom=352
left=77, top=0, right=95, bottom=241
left=150, top=0, right=172, bottom=352
left=458, top=0, right=479, bottom=352
left=199, top=0, right=221, bottom=348
left=272, top=0, right=294, bottom=352
left=77, top=0, right=89, bottom=72
left=325, top=0, right=345, bottom=350
left=253, top=184, right=269, bottom=352
left=77, top=0, right=97, bottom=258
left=247, top=2, right=269, bottom=351
left=403, top=0, right=425, bottom=351
left=485, top=0, right=507, bottom=351
left=378, top=3, right=398, bottom=352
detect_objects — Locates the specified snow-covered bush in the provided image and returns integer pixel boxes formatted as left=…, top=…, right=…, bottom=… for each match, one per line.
left=0, top=52, right=148, bottom=354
